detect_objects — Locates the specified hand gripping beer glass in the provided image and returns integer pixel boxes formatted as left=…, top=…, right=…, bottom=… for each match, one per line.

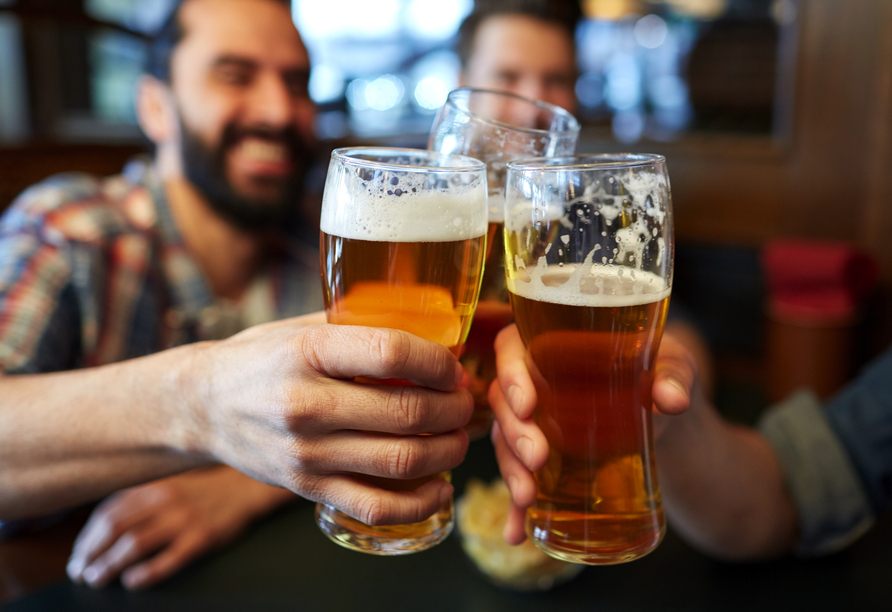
left=429, top=88, right=580, bottom=439
left=504, top=154, right=673, bottom=564
left=317, top=147, right=488, bottom=555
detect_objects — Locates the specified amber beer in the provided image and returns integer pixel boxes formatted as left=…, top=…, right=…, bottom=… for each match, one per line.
left=460, top=219, right=513, bottom=437
left=316, top=146, right=487, bottom=555
left=428, top=89, right=581, bottom=439
left=508, top=265, right=670, bottom=564
left=320, top=231, right=485, bottom=542
left=321, top=233, right=487, bottom=358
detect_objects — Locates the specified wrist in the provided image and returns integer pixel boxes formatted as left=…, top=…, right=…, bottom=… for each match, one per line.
left=160, top=341, right=216, bottom=461
left=656, top=384, right=711, bottom=451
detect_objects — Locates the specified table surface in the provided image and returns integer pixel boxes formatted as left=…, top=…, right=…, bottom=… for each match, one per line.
left=3, top=437, right=892, bottom=612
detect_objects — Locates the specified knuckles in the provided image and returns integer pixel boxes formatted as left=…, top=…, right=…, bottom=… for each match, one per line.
left=355, top=490, right=390, bottom=526
left=281, top=435, right=324, bottom=477
left=367, top=328, right=411, bottom=375
left=116, top=531, right=150, bottom=558
left=283, top=386, right=326, bottom=432
left=380, top=438, right=424, bottom=479
left=385, top=386, right=429, bottom=434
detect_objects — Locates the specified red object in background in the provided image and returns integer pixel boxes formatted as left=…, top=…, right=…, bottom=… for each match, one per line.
left=762, top=239, right=880, bottom=324
left=762, top=239, right=880, bottom=401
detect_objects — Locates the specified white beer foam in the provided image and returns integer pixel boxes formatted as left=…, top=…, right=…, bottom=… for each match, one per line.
left=508, top=263, right=670, bottom=308
left=487, top=193, right=504, bottom=224
left=322, top=177, right=487, bottom=242
left=505, top=164, right=669, bottom=249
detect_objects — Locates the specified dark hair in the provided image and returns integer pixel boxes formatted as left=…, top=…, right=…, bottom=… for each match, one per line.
left=145, top=0, right=187, bottom=82
left=456, top=0, right=583, bottom=68
left=145, top=0, right=292, bottom=82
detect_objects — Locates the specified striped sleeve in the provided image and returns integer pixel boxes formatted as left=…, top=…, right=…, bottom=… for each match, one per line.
left=0, top=228, right=79, bottom=374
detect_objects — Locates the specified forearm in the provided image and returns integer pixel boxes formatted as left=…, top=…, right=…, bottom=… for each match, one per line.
left=656, top=390, right=799, bottom=560
left=0, top=343, right=211, bottom=520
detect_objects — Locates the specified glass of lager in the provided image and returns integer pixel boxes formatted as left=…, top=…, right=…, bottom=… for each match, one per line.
left=429, top=88, right=580, bottom=439
left=316, top=147, right=488, bottom=555
left=504, top=154, right=673, bottom=564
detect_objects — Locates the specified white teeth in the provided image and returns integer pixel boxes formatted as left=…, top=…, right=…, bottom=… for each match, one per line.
left=240, top=139, right=286, bottom=162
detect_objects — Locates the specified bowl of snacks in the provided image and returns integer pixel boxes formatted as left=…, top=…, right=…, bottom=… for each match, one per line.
left=456, top=478, right=584, bottom=591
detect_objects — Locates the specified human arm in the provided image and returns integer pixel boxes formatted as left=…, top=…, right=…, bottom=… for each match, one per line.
left=489, top=323, right=799, bottom=560
left=66, top=465, right=296, bottom=590
left=654, top=378, right=799, bottom=559
left=0, top=314, right=472, bottom=528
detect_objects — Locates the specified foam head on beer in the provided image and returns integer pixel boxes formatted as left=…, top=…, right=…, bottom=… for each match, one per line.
left=321, top=149, right=487, bottom=243
left=504, top=154, right=672, bottom=296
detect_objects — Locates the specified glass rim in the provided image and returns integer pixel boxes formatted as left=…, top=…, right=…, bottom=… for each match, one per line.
left=331, top=146, right=486, bottom=173
left=506, top=153, right=666, bottom=172
left=444, top=87, right=581, bottom=136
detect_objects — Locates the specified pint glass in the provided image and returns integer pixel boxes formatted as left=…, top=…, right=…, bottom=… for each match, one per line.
left=504, top=154, right=673, bottom=564
left=429, top=88, right=579, bottom=439
left=316, top=147, right=488, bottom=555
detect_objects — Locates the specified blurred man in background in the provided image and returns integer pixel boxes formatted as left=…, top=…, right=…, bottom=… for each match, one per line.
left=456, top=0, right=580, bottom=113
left=455, top=0, right=715, bottom=395
left=0, top=0, right=471, bottom=591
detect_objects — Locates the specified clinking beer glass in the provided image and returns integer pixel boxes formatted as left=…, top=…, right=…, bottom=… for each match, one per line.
left=316, top=147, right=488, bottom=555
left=504, top=154, right=673, bottom=564
left=428, top=88, right=580, bottom=439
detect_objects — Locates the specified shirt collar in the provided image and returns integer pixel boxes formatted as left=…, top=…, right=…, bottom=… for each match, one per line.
left=133, top=161, right=219, bottom=326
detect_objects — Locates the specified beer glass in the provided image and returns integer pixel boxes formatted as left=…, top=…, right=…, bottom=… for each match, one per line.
left=317, top=147, right=488, bottom=555
left=428, top=88, right=580, bottom=439
left=504, top=154, right=673, bottom=564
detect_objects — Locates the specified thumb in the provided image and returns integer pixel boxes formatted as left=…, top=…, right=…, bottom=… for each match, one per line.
left=652, top=334, right=697, bottom=416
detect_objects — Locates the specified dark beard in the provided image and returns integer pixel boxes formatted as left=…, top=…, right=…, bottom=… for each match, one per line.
left=179, top=119, right=312, bottom=232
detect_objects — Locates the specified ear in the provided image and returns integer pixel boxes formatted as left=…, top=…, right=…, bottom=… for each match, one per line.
left=136, top=75, right=179, bottom=146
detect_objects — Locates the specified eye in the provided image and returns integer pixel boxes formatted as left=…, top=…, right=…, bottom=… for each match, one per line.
left=496, top=72, right=520, bottom=87
left=284, top=72, right=310, bottom=98
left=215, top=65, right=254, bottom=87
left=546, top=74, right=576, bottom=89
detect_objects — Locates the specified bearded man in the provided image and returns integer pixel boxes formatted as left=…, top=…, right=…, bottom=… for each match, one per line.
left=0, top=0, right=468, bottom=592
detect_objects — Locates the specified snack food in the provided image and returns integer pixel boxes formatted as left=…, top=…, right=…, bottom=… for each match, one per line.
left=456, top=478, right=584, bottom=591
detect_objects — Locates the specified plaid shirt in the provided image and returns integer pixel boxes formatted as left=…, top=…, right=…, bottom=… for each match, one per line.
left=0, top=159, right=322, bottom=374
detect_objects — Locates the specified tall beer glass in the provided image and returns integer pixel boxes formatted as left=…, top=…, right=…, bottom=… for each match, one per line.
left=429, top=88, right=580, bottom=439
left=504, top=154, right=673, bottom=564
left=317, top=147, right=488, bottom=555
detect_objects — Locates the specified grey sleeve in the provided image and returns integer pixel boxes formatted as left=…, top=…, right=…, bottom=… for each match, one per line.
left=758, top=390, right=875, bottom=556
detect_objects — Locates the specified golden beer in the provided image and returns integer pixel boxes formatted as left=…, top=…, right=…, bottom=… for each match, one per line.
left=428, top=89, right=581, bottom=440
left=461, top=220, right=513, bottom=438
left=321, top=233, right=487, bottom=357
left=316, top=146, right=487, bottom=555
left=319, top=233, right=485, bottom=542
left=509, top=265, right=670, bottom=564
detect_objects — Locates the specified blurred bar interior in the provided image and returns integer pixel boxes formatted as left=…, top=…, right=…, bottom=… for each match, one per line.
left=1, top=0, right=891, bottom=414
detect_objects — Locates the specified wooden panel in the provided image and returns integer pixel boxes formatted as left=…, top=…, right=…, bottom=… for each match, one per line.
left=579, top=0, right=892, bottom=271
left=784, top=0, right=892, bottom=245
left=0, top=143, right=143, bottom=213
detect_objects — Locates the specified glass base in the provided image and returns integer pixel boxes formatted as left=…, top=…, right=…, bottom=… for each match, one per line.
left=527, top=523, right=665, bottom=566
left=315, top=501, right=453, bottom=556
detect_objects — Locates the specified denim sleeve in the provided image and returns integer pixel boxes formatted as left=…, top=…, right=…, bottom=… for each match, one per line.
left=758, top=390, right=875, bottom=556
left=823, top=347, right=892, bottom=516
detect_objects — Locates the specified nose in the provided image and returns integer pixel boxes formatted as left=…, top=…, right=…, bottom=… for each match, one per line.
left=247, top=71, right=294, bottom=128
left=516, top=78, right=548, bottom=107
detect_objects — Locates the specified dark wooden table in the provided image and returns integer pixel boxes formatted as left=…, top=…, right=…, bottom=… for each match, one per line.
left=0, top=507, right=92, bottom=604
left=3, top=437, right=892, bottom=612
